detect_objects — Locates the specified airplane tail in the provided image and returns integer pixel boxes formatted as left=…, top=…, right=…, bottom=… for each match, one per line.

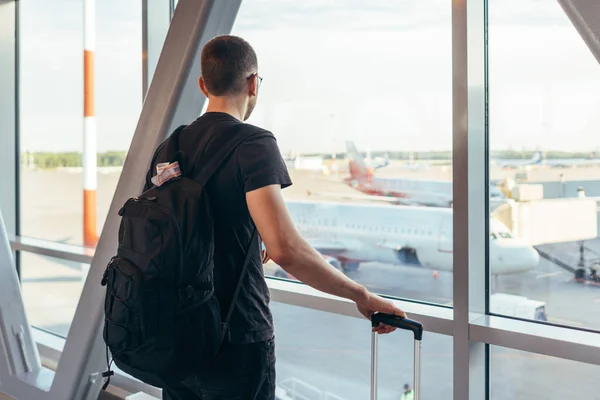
left=532, top=150, right=543, bottom=164
left=346, top=141, right=370, bottom=180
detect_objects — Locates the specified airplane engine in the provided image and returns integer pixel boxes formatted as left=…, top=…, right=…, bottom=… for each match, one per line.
left=395, top=246, right=422, bottom=266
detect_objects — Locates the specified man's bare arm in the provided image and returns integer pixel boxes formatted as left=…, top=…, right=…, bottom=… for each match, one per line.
left=246, top=185, right=406, bottom=333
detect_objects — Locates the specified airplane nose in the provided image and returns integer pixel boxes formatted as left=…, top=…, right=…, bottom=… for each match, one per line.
left=523, top=246, right=540, bottom=269
left=505, top=245, right=539, bottom=273
left=493, top=242, right=540, bottom=274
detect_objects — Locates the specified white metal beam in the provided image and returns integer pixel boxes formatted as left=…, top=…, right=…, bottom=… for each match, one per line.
left=50, top=1, right=243, bottom=399
left=0, top=0, right=18, bottom=258
left=142, top=0, right=171, bottom=100
left=452, top=0, right=488, bottom=399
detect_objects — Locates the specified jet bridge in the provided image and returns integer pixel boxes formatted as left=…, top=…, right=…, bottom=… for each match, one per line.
left=492, top=186, right=599, bottom=281
left=491, top=193, right=598, bottom=246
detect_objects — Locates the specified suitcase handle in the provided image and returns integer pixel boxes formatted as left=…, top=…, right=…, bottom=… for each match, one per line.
left=371, top=312, right=423, bottom=341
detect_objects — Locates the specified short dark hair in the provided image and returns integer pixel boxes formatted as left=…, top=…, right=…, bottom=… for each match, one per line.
left=200, top=35, right=258, bottom=96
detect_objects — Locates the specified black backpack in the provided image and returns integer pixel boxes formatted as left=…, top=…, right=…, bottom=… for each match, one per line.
left=100, top=123, right=261, bottom=389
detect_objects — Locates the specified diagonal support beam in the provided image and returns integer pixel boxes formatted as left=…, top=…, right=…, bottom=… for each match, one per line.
left=558, top=0, right=600, bottom=66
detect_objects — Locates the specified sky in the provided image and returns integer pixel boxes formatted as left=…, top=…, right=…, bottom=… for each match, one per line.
left=16, top=0, right=600, bottom=154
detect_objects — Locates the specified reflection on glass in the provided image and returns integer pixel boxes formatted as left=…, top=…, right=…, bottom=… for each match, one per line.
left=271, top=302, right=452, bottom=400
left=491, top=346, right=597, bottom=400
left=233, top=0, right=456, bottom=303
left=20, top=252, right=88, bottom=337
left=489, top=0, right=600, bottom=330
left=19, top=0, right=142, bottom=246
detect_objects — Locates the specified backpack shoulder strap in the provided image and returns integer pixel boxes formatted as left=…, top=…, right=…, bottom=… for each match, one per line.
left=224, top=226, right=258, bottom=327
left=194, top=123, right=264, bottom=187
left=154, top=124, right=188, bottom=163
left=192, top=122, right=265, bottom=338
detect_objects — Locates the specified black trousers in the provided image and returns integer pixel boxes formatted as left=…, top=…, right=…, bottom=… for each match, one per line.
left=162, top=337, right=276, bottom=400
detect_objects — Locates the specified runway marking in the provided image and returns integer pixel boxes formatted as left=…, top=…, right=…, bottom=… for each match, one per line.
left=536, top=271, right=563, bottom=279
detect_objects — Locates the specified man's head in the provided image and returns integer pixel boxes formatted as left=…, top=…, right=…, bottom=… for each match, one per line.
left=199, top=35, right=260, bottom=121
left=404, top=383, right=411, bottom=393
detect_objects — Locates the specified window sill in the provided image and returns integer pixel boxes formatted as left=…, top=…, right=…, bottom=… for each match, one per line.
left=10, top=236, right=94, bottom=264
left=470, top=315, right=600, bottom=365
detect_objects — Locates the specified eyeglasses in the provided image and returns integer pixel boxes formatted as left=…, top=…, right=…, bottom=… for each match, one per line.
left=247, top=72, right=263, bottom=88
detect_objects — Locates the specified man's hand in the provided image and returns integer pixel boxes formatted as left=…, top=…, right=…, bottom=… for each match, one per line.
left=261, top=249, right=271, bottom=264
left=356, top=291, right=407, bottom=334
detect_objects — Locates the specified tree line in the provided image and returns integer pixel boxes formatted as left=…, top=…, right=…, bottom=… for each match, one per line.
left=22, top=151, right=127, bottom=169
left=22, top=149, right=595, bottom=169
left=323, top=150, right=595, bottom=161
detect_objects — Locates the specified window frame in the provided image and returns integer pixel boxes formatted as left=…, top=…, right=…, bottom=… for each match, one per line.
left=3, top=0, right=600, bottom=399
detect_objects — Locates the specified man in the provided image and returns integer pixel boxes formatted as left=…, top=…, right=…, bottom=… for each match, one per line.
left=160, top=35, right=406, bottom=399
left=402, top=383, right=414, bottom=400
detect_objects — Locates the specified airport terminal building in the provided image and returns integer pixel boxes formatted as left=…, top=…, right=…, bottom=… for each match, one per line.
left=2, top=0, right=600, bottom=399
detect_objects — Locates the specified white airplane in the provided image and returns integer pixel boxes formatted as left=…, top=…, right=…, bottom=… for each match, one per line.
left=283, top=200, right=540, bottom=276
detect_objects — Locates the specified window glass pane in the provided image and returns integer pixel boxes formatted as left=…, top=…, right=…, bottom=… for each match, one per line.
left=20, top=251, right=87, bottom=337
left=19, top=0, right=142, bottom=246
left=489, top=1, right=600, bottom=329
left=232, top=0, right=455, bottom=303
left=271, top=302, right=452, bottom=399
left=491, top=346, right=598, bottom=400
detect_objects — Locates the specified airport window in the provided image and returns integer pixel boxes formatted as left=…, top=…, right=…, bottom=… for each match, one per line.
left=232, top=0, right=452, bottom=303
left=17, top=0, right=146, bottom=335
left=490, top=346, right=599, bottom=399
left=19, top=251, right=86, bottom=337
left=7, top=2, right=600, bottom=399
left=488, top=0, right=600, bottom=330
left=18, top=0, right=143, bottom=248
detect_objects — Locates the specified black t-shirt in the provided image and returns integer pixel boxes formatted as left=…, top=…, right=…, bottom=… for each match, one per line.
left=145, top=112, right=292, bottom=344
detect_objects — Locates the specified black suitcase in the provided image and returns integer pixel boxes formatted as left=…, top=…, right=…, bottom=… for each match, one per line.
left=370, top=312, right=423, bottom=400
